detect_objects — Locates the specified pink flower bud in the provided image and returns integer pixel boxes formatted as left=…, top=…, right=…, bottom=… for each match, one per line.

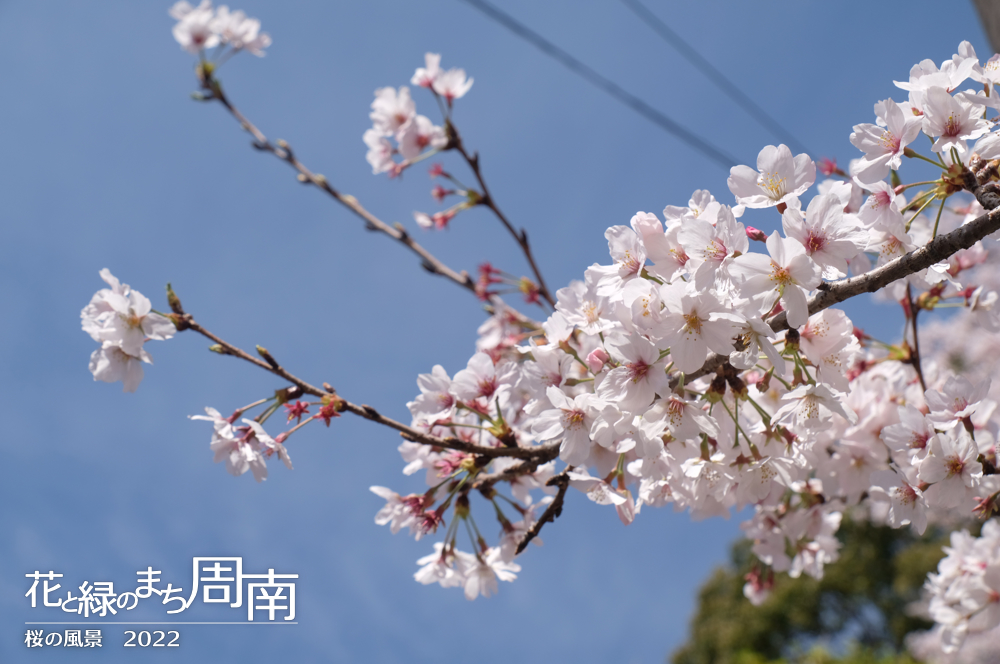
left=428, top=163, right=444, bottom=178
left=431, top=185, right=451, bottom=203
left=745, top=226, right=768, bottom=243
left=586, top=348, right=610, bottom=373
left=818, top=157, right=838, bottom=176
left=431, top=209, right=456, bottom=229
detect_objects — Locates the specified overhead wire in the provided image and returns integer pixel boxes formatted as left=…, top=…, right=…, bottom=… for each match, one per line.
left=621, top=0, right=813, bottom=156
left=457, top=0, right=739, bottom=170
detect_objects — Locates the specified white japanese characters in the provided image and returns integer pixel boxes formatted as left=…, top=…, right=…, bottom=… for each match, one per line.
left=25, top=558, right=297, bottom=622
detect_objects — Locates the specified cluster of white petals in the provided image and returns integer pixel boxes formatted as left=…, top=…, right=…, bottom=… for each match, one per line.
left=356, top=42, right=1000, bottom=619
left=81, top=269, right=175, bottom=392
left=363, top=53, right=462, bottom=177
left=141, top=13, right=1000, bottom=649
left=190, top=408, right=293, bottom=483
left=170, top=1, right=270, bottom=56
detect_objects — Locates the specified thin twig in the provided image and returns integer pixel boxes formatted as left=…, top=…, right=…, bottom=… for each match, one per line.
left=450, top=127, right=556, bottom=308
left=174, top=308, right=559, bottom=462
left=472, top=457, right=549, bottom=490
left=906, top=284, right=928, bottom=392
left=515, top=471, right=570, bottom=555
left=203, top=73, right=499, bottom=304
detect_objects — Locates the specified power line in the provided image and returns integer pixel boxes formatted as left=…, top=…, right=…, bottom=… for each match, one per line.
left=457, top=0, right=739, bottom=169
left=621, top=0, right=812, bottom=156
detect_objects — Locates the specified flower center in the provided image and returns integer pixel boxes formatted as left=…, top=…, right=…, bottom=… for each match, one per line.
left=682, top=311, right=703, bottom=335
left=878, top=130, right=901, bottom=153
left=945, top=454, right=965, bottom=477
left=758, top=171, right=787, bottom=201
left=626, top=360, right=650, bottom=383
left=619, top=250, right=641, bottom=275
left=892, top=484, right=917, bottom=507
left=704, top=238, right=726, bottom=261
left=769, top=262, right=793, bottom=287
left=943, top=114, right=961, bottom=138
left=870, top=190, right=891, bottom=210
left=804, top=231, right=826, bottom=254
left=121, top=312, right=142, bottom=329
left=477, top=377, right=498, bottom=399
left=562, top=409, right=585, bottom=430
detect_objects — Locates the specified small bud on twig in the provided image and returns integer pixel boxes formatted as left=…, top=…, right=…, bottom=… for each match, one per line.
left=256, top=345, right=280, bottom=369
left=165, top=283, right=185, bottom=315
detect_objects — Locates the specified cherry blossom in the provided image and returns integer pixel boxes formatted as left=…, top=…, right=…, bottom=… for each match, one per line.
left=727, top=144, right=816, bottom=210
left=921, top=86, right=989, bottom=156
left=411, top=53, right=442, bottom=88
left=432, top=66, right=474, bottom=103
left=849, top=98, right=923, bottom=184
left=729, top=231, right=823, bottom=328
left=170, top=1, right=219, bottom=54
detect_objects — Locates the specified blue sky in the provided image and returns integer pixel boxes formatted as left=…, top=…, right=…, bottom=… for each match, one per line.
left=0, top=1, right=991, bottom=661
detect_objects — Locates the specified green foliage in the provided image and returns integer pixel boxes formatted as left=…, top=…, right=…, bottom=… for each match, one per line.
left=670, top=518, right=949, bottom=664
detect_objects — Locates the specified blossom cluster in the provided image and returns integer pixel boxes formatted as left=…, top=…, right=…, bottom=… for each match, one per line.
left=81, top=270, right=175, bottom=392
left=190, top=407, right=293, bottom=482
left=350, top=44, right=1000, bottom=638
left=363, top=53, right=473, bottom=182
left=169, top=1, right=270, bottom=57
left=924, top=520, right=1000, bottom=652
left=91, top=14, right=1000, bottom=658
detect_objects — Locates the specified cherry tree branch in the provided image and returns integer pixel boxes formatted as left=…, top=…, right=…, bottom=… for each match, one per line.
left=472, top=457, right=548, bottom=490
left=168, top=300, right=559, bottom=463
left=677, top=176, right=1000, bottom=386
left=199, top=72, right=509, bottom=307
left=514, top=470, right=570, bottom=555
left=906, top=284, right=928, bottom=393
left=449, top=125, right=556, bottom=308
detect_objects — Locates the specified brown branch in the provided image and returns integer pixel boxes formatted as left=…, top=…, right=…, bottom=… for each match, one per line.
left=906, top=284, right=928, bottom=392
left=201, top=75, right=543, bottom=330
left=515, top=471, right=570, bottom=555
left=471, top=457, right=549, bottom=490
left=674, top=177, right=1000, bottom=386
left=173, top=306, right=559, bottom=462
left=200, top=73, right=483, bottom=296
left=450, top=126, right=556, bottom=309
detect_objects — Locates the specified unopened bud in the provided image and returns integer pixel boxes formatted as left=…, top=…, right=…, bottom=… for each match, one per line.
left=756, top=368, right=773, bottom=393
left=586, top=348, right=610, bottom=373
left=745, top=226, right=768, bottom=243
left=784, top=328, right=800, bottom=353
left=165, top=283, right=185, bottom=315
left=726, top=374, right=748, bottom=399
left=256, top=345, right=279, bottom=369
left=705, top=375, right=727, bottom=403
left=454, top=494, right=470, bottom=519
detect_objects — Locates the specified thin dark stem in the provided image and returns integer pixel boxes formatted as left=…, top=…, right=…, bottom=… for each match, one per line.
left=906, top=284, right=928, bottom=393
left=515, top=471, right=570, bottom=555
left=172, top=307, right=558, bottom=463
left=450, top=126, right=556, bottom=309
left=201, top=72, right=543, bottom=330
